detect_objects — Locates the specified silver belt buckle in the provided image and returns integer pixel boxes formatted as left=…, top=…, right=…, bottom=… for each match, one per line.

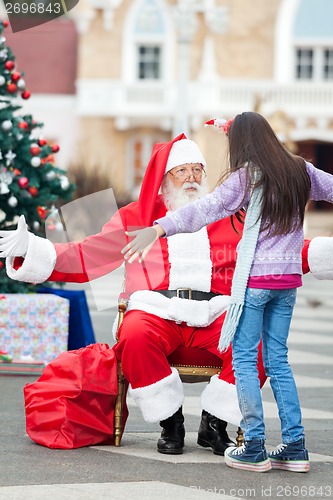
left=176, top=288, right=192, bottom=299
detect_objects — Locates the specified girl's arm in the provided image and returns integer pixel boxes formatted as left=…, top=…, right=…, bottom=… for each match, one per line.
left=156, top=169, right=249, bottom=237
left=307, top=162, right=333, bottom=203
left=122, top=169, right=249, bottom=261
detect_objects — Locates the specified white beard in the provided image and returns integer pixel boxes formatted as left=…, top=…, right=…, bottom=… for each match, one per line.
left=161, top=177, right=209, bottom=212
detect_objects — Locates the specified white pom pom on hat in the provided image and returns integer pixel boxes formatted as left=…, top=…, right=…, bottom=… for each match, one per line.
left=165, top=139, right=206, bottom=174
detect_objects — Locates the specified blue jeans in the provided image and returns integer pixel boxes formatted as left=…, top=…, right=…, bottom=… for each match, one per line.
left=232, top=287, right=304, bottom=443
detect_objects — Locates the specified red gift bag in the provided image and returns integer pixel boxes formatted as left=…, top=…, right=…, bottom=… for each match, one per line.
left=24, top=343, right=128, bottom=449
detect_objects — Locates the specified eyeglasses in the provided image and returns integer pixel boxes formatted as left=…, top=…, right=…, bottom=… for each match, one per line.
left=168, top=166, right=207, bottom=181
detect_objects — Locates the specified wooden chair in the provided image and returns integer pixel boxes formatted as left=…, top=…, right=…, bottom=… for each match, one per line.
left=114, top=296, right=244, bottom=447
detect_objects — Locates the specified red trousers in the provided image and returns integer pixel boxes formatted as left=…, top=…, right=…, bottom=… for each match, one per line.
left=114, top=310, right=266, bottom=390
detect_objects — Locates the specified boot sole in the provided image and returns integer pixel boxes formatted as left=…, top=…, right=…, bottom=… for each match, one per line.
left=225, top=454, right=272, bottom=472
left=157, top=448, right=184, bottom=455
left=270, top=459, right=310, bottom=472
left=197, top=437, right=226, bottom=456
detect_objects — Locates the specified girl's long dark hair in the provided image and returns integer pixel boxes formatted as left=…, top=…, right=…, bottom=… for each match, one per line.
left=220, top=112, right=311, bottom=236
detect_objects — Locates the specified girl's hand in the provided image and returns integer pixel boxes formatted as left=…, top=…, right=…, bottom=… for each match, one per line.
left=121, top=225, right=165, bottom=263
left=0, top=215, right=29, bottom=258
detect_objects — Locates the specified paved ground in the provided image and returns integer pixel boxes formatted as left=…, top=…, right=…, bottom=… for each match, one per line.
left=0, top=214, right=332, bottom=499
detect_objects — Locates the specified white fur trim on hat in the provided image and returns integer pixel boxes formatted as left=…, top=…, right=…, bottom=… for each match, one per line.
left=165, top=139, right=206, bottom=174
left=308, top=237, right=333, bottom=280
left=201, top=375, right=242, bottom=426
left=128, top=368, right=184, bottom=422
left=6, top=232, right=56, bottom=283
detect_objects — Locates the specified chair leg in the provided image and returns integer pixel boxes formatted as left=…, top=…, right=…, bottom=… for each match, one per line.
left=114, top=363, right=126, bottom=446
left=236, top=427, right=244, bottom=447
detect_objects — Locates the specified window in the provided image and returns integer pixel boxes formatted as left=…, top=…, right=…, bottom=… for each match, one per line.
left=295, top=48, right=313, bottom=80
left=295, top=47, right=333, bottom=81
left=133, top=140, right=143, bottom=186
left=127, top=134, right=167, bottom=193
left=290, top=0, right=333, bottom=82
left=323, top=48, right=333, bottom=80
left=123, top=0, right=173, bottom=84
left=138, top=45, right=161, bottom=79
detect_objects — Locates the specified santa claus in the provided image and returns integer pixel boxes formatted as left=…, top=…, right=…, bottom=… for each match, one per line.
left=0, top=134, right=331, bottom=455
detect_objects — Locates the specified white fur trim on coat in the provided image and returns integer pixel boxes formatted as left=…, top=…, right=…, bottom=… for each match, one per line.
left=201, top=375, right=242, bottom=426
left=308, top=237, right=333, bottom=280
left=127, top=290, right=230, bottom=327
left=128, top=367, right=184, bottom=422
left=168, top=228, right=212, bottom=292
left=6, top=233, right=56, bottom=283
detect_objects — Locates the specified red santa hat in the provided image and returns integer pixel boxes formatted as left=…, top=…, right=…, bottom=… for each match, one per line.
left=205, top=118, right=233, bottom=134
left=138, top=134, right=206, bottom=226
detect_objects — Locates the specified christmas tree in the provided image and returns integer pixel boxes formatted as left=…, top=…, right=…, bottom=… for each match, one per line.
left=0, top=19, right=75, bottom=292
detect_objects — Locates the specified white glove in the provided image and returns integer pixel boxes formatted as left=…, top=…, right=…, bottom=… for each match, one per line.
left=0, top=215, right=29, bottom=258
left=121, top=226, right=161, bottom=263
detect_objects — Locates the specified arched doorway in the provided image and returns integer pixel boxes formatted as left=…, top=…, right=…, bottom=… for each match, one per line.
left=297, top=140, right=333, bottom=211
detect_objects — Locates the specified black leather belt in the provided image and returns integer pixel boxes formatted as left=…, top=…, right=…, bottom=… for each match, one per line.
left=155, top=289, right=220, bottom=300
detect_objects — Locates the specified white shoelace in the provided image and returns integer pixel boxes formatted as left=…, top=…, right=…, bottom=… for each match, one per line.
left=271, top=443, right=287, bottom=456
left=231, top=444, right=246, bottom=455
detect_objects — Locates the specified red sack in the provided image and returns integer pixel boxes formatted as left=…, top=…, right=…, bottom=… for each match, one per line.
left=24, top=343, right=128, bottom=449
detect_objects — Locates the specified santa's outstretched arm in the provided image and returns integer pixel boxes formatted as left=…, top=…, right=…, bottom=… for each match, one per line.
left=1, top=211, right=127, bottom=284
left=302, top=237, right=333, bottom=279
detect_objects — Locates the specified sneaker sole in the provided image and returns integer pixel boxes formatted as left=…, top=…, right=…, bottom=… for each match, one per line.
left=270, top=459, right=310, bottom=473
left=225, top=454, right=272, bottom=472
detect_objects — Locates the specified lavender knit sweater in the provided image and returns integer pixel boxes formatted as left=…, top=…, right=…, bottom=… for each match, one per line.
left=156, top=162, right=333, bottom=278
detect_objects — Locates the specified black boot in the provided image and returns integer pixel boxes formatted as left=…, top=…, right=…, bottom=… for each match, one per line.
left=197, top=410, right=235, bottom=456
left=157, top=407, right=185, bottom=455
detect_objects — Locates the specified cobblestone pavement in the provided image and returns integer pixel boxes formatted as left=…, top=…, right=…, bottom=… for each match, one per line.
left=1, top=220, right=332, bottom=499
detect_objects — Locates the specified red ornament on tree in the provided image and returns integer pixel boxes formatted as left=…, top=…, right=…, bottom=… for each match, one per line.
left=28, top=186, right=38, bottom=197
left=18, top=177, right=29, bottom=188
left=11, top=72, right=21, bottom=83
left=13, top=168, right=22, bottom=176
left=18, top=121, right=29, bottom=130
left=30, top=145, right=41, bottom=156
left=7, top=83, right=17, bottom=93
left=21, top=90, right=31, bottom=100
left=41, top=154, right=55, bottom=165
left=3, top=20, right=9, bottom=28
left=51, top=144, right=60, bottom=153
left=0, top=261, right=4, bottom=271
left=4, top=61, right=15, bottom=71
left=37, top=206, right=47, bottom=219
left=38, top=138, right=47, bottom=146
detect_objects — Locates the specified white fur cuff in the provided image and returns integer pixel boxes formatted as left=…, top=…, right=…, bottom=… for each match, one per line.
left=128, top=368, right=184, bottom=423
left=308, top=237, right=333, bottom=280
left=201, top=375, right=242, bottom=426
left=6, top=233, right=56, bottom=284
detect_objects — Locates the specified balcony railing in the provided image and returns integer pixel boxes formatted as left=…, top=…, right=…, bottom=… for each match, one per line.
left=76, top=79, right=333, bottom=121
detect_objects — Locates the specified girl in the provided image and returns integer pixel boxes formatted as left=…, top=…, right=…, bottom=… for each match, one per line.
left=122, top=112, right=333, bottom=473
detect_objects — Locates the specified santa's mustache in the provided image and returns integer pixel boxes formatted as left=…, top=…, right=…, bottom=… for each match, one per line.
left=181, top=181, right=201, bottom=191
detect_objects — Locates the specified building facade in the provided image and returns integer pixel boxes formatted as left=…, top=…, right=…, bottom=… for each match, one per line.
left=73, top=0, right=333, bottom=208
left=3, top=1, right=333, bottom=208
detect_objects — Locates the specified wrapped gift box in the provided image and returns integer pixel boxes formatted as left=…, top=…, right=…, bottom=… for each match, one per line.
left=0, top=294, right=69, bottom=364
